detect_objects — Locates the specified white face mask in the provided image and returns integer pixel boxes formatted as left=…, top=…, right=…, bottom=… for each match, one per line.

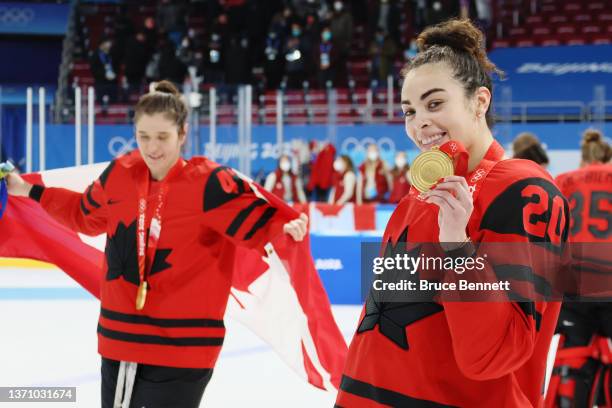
left=333, top=160, right=345, bottom=172
left=395, top=157, right=406, bottom=168
left=367, top=151, right=379, bottom=162
left=279, top=160, right=291, bottom=172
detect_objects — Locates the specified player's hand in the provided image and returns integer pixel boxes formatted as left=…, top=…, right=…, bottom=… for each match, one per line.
left=424, top=175, right=472, bottom=244
left=5, top=172, right=32, bottom=197
left=283, top=213, right=308, bottom=242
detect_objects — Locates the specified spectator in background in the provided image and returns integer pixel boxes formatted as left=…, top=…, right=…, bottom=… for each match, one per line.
left=124, top=31, right=151, bottom=97
left=329, top=155, right=357, bottom=205
left=90, top=37, right=117, bottom=103
left=512, top=132, right=549, bottom=169
left=368, top=29, right=398, bottom=86
left=329, top=0, right=353, bottom=87
left=317, top=27, right=338, bottom=88
left=402, top=38, right=418, bottom=62
left=264, top=31, right=285, bottom=89
left=307, top=141, right=336, bottom=201
left=265, top=155, right=308, bottom=203
left=357, top=143, right=390, bottom=204
left=158, top=41, right=187, bottom=89
left=369, top=0, right=401, bottom=43
left=156, top=0, right=187, bottom=48
left=203, top=32, right=225, bottom=86
left=389, top=151, right=411, bottom=203
left=284, top=22, right=309, bottom=88
left=225, top=34, right=251, bottom=86
left=143, top=17, right=158, bottom=54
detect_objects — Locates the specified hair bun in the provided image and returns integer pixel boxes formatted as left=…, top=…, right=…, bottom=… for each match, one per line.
left=582, top=128, right=603, bottom=144
left=154, top=80, right=180, bottom=96
left=417, top=18, right=498, bottom=75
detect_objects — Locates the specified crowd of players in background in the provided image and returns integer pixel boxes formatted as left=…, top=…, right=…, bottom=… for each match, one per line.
left=258, top=128, right=611, bottom=208
left=87, top=0, right=492, bottom=103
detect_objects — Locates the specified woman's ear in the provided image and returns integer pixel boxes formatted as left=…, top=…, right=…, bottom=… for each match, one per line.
left=180, top=123, right=189, bottom=146
left=474, top=86, right=491, bottom=118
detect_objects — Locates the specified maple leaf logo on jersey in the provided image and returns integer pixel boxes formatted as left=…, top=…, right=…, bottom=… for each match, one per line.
left=358, top=227, right=443, bottom=349
left=105, top=221, right=172, bottom=285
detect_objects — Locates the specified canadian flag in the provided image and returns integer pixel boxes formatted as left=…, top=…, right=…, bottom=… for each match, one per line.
left=0, top=163, right=347, bottom=390
left=308, top=203, right=376, bottom=234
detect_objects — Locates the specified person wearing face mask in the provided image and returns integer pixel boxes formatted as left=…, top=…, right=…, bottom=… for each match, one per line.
left=336, top=19, right=569, bottom=407
left=264, top=155, right=308, bottom=203
left=5, top=81, right=309, bottom=408
left=317, top=27, right=337, bottom=88
left=388, top=151, right=411, bottom=204
left=356, top=144, right=390, bottom=204
left=329, top=155, right=357, bottom=205
left=284, top=22, right=309, bottom=89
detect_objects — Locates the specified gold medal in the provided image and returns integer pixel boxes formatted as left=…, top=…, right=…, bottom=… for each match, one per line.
left=135, top=281, right=148, bottom=310
left=409, top=146, right=454, bottom=193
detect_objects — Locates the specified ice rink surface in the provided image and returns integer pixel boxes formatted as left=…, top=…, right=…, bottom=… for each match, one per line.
left=0, top=265, right=360, bottom=408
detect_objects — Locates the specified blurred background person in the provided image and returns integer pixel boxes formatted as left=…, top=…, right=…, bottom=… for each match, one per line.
left=90, top=37, right=117, bottom=103
left=307, top=141, right=336, bottom=201
left=356, top=143, right=390, bottom=204
left=512, top=132, right=550, bottom=169
left=388, top=151, right=411, bottom=204
left=264, top=154, right=307, bottom=203
left=317, top=26, right=338, bottom=88
left=547, top=129, right=611, bottom=407
left=329, top=155, right=356, bottom=205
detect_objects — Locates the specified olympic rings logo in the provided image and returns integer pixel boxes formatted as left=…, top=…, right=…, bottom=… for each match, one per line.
left=470, top=168, right=486, bottom=183
left=340, top=136, right=396, bottom=154
left=0, top=7, right=35, bottom=24
left=108, top=136, right=137, bottom=157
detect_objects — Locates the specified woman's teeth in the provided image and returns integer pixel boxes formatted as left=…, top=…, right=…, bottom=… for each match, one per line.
left=421, top=132, right=446, bottom=146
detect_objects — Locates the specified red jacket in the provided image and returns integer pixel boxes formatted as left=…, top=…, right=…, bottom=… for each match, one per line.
left=270, top=169, right=300, bottom=202
left=388, top=167, right=411, bottom=204
left=555, top=163, right=612, bottom=243
left=332, top=170, right=356, bottom=203
left=359, top=160, right=389, bottom=203
left=30, top=150, right=290, bottom=369
left=336, top=142, right=569, bottom=407
left=308, top=143, right=336, bottom=190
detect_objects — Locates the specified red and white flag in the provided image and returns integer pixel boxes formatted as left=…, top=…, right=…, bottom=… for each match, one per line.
left=0, top=163, right=347, bottom=390
left=308, top=203, right=376, bottom=234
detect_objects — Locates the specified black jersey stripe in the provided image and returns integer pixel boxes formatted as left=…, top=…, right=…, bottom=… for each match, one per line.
left=244, top=207, right=277, bottom=240
left=225, top=199, right=267, bottom=237
left=100, top=308, right=224, bottom=328
left=340, top=375, right=458, bottom=408
left=98, top=324, right=224, bottom=347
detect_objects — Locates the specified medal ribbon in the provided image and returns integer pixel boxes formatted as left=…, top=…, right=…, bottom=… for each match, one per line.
left=135, top=159, right=184, bottom=309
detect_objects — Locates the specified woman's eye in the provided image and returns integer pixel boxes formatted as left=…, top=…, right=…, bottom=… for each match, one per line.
left=403, top=110, right=415, bottom=118
left=428, top=100, right=442, bottom=109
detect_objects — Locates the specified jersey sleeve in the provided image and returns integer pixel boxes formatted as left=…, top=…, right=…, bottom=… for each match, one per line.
left=29, top=161, right=113, bottom=236
left=201, top=166, right=294, bottom=251
left=442, top=170, right=570, bottom=381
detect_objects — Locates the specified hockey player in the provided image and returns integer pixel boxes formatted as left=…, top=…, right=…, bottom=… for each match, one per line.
left=336, top=19, right=570, bottom=407
left=6, top=81, right=308, bottom=408
left=547, top=129, right=612, bottom=407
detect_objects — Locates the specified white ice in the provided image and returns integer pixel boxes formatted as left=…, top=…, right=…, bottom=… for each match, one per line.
left=0, top=266, right=360, bottom=408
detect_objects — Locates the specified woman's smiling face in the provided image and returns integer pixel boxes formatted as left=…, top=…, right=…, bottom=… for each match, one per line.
left=401, top=62, right=483, bottom=153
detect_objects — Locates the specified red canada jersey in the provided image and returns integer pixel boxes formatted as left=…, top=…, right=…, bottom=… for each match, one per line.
left=555, top=163, right=611, bottom=243
left=388, top=168, right=411, bottom=204
left=336, top=142, right=570, bottom=407
left=32, top=150, right=291, bottom=369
